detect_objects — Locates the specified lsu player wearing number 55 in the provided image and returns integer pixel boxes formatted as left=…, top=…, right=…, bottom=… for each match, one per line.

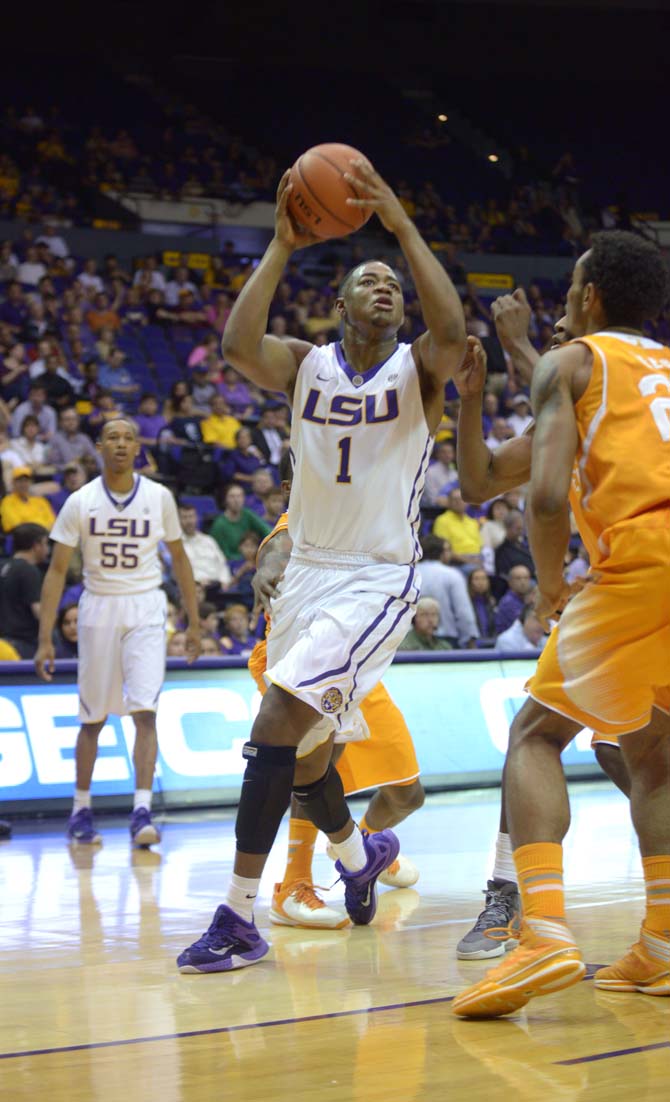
left=35, top=418, right=201, bottom=848
left=177, top=159, right=466, bottom=974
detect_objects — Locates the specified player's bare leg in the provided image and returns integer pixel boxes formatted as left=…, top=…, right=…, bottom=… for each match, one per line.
left=453, top=698, right=586, bottom=1017
left=353, top=780, right=424, bottom=888
left=129, top=710, right=161, bottom=847
left=178, top=685, right=400, bottom=972
left=594, top=743, right=631, bottom=797
left=67, top=719, right=107, bottom=845
left=595, top=711, right=670, bottom=994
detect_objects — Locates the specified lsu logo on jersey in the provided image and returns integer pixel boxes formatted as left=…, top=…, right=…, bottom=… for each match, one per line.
left=302, top=388, right=399, bottom=427
left=321, top=687, right=344, bottom=713
left=88, top=517, right=151, bottom=538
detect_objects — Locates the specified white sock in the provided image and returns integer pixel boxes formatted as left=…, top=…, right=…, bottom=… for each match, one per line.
left=134, top=789, right=153, bottom=812
left=492, top=832, right=517, bottom=884
left=73, top=788, right=91, bottom=813
left=226, top=873, right=261, bottom=922
left=329, top=825, right=367, bottom=872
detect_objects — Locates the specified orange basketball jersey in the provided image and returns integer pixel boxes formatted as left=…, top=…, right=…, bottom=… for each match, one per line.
left=569, top=331, right=670, bottom=567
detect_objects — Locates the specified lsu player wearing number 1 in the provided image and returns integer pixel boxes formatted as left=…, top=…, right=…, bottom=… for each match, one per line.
left=35, top=418, right=201, bottom=848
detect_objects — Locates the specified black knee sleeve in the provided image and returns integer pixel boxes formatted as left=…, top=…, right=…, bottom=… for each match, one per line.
left=235, top=742, right=296, bottom=854
left=293, top=763, right=350, bottom=835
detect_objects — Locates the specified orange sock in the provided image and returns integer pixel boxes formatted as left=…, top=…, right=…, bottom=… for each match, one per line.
left=359, top=814, right=378, bottom=836
left=514, top=842, right=567, bottom=930
left=280, top=817, right=318, bottom=890
left=642, top=855, right=670, bottom=937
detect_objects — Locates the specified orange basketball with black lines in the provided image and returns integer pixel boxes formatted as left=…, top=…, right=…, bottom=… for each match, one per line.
left=287, top=143, right=373, bottom=239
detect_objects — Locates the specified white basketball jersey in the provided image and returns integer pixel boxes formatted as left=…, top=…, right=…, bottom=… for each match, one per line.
left=289, top=341, right=433, bottom=564
left=51, top=475, right=181, bottom=595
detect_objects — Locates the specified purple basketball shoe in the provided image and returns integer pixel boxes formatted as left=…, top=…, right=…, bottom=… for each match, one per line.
left=177, top=905, right=269, bottom=974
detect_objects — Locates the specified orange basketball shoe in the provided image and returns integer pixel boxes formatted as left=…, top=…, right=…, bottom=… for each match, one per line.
left=452, top=919, right=585, bottom=1018
left=593, top=927, right=670, bottom=995
left=270, top=881, right=350, bottom=930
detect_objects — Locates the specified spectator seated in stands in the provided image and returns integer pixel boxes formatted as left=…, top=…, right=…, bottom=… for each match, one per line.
left=245, top=467, right=275, bottom=517
left=54, top=602, right=78, bottom=658
left=178, top=502, right=231, bottom=591
left=11, top=382, right=56, bottom=440
left=165, top=265, right=200, bottom=308
left=167, top=631, right=187, bottom=657
left=262, top=485, right=286, bottom=527
left=165, top=393, right=203, bottom=445
left=47, top=406, right=100, bottom=470
left=251, top=401, right=289, bottom=468
left=0, top=522, right=50, bottom=658
left=416, top=534, right=479, bottom=648
left=135, top=393, right=167, bottom=445
left=97, top=348, right=139, bottom=404
left=227, top=426, right=263, bottom=486
left=209, top=482, right=271, bottom=561
left=507, top=393, right=533, bottom=436
left=494, top=508, right=536, bottom=579
left=479, top=497, right=509, bottom=554
left=219, top=364, right=255, bottom=420
left=83, top=390, right=123, bottom=441
left=494, top=563, right=535, bottom=635
left=200, top=393, right=241, bottom=450
left=467, top=568, right=498, bottom=644
left=198, top=601, right=221, bottom=644
left=421, top=441, right=457, bottom=509
left=11, top=413, right=54, bottom=476
left=226, top=531, right=260, bottom=608
left=398, top=597, right=452, bottom=652
left=85, top=292, right=122, bottom=334
left=432, top=487, right=483, bottom=568
left=1, top=341, right=31, bottom=404
left=32, top=351, right=78, bottom=410
left=485, top=417, right=515, bottom=451
left=191, top=365, right=219, bottom=416
left=49, top=462, right=87, bottom=513
left=219, top=603, right=255, bottom=658
left=0, top=416, right=23, bottom=483
left=495, top=605, right=547, bottom=654
left=0, top=467, right=56, bottom=531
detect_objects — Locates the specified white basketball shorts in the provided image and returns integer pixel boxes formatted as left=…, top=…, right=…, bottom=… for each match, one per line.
left=266, top=553, right=419, bottom=751
left=77, top=589, right=167, bottom=722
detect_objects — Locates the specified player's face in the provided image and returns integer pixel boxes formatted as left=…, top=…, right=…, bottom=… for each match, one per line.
left=338, top=263, right=404, bottom=336
left=550, top=315, right=573, bottom=348
left=98, top=421, right=140, bottom=473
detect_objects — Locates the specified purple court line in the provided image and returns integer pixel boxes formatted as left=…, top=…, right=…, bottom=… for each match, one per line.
left=558, top=1040, right=670, bottom=1066
left=0, top=967, right=602, bottom=1063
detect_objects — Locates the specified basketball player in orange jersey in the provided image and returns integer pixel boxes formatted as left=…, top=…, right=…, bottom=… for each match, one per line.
left=452, top=230, right=670, bottom=1018
left=248, top=451, right=423, bottom=930
left=453, top=297, right=634, bottom=961
left=177, top=160, right=466, bottom=973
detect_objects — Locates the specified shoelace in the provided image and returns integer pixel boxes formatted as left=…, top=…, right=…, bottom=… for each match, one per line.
left=289, top=882, right=328, bottom=910
left=485, top=915, right=522, bottom=943
left=471, top=886, right=516, bottom=934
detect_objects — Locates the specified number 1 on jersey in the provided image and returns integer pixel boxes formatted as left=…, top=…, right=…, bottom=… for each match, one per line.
left=336, top=436, right=352, bottom=484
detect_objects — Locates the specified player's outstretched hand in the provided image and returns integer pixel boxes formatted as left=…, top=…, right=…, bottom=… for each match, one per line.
left=274, top=170, right=324, bottom=252
left=491, top=288, right=532, bottom=349
left=344, top=160, right=411, bottom=236
left=453, top=335, right=487, bottom=400
left=35, top=641, right=55, bottom=682
left=184, top=627, right=202, bottom=664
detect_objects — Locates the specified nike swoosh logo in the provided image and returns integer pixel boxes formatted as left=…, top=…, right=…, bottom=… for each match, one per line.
left=208, top=945, right=235, bottom=955
left=361, top=885, right=372, bottom=908
left=316, top=373, right=329, bottom=381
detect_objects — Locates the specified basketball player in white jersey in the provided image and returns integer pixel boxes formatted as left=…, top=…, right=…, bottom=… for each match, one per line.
left=35, top=417, right=201, bottom=847
left=177, top=158, right=466, bottom=973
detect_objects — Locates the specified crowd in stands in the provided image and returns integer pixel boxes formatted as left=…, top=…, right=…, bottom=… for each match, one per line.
left=0, top=221, right=641, bottom=664
left=0, top=91, right=649, bottom=260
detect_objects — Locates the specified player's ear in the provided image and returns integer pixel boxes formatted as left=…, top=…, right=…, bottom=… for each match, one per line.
left=335, top=296, right=346, bottom=319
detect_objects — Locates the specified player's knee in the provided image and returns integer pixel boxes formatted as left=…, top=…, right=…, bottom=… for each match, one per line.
left=252, top=684, right=320, bottom=748
left=82, top=719, right=107, bottom=736
left=235, top=742, right=296, bottom=854
left=508, top=700, right=568, bottom=754
left=387, top=779, right=425, bottom=813
left=594, top=743, right=631, bottom=798
left=293, top=763, right=350, bottom=835
left=132, top=710, right=157, bottom=735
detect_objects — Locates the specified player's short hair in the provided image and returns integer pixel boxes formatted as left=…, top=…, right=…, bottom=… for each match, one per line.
left=278, top=450, right=293, bottom=483
left=337, top=261, right=403, bottom=299
left=100, top=416, right=138, bottom=439
left=12, top=522, right=49, bottom=551
left=581, top=231, right=669, bottom=328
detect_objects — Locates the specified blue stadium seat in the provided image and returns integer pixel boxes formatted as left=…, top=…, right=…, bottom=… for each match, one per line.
left=179, top=494, right=218, bottom=522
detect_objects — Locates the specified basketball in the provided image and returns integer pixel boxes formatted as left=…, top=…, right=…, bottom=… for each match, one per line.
left=287, top=143, right=373, bottom=239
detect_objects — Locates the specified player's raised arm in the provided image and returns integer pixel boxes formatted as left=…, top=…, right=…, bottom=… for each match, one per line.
left=491, top=289, right=539, bottom=385
left=222, top=172, right=320, bottom=395
left=455, top=336, right=532, bottom=503
left=35, top=541, right=74, bottom=680
left=344, top=160, right=466, bottom=430
left=527, top=344, right=584, bottom=624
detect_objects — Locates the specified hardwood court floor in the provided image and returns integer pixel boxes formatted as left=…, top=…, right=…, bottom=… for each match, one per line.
left=1, top=784, right=668, bottom=1101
